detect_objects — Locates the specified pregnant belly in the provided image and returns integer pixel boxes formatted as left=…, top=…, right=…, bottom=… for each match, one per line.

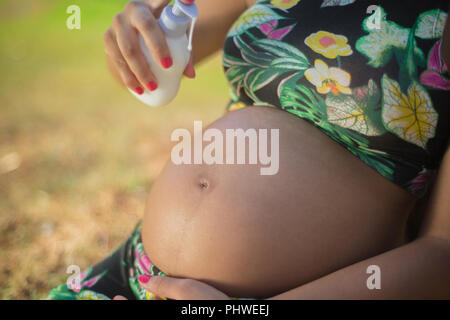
left=142, top=106, right=416, bottom=298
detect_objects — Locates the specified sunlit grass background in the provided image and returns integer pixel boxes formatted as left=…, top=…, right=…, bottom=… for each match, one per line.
left=0, top=0, right=228, bottom=299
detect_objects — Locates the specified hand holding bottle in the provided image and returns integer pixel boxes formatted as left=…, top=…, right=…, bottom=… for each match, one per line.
left=103, top=0, right=196, bottom=99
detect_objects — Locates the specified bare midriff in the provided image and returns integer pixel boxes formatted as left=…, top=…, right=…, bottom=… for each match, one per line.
left=142, top=106, right=416, bottom=298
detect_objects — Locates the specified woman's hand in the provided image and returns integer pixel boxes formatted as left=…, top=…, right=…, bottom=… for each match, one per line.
left=114, top=275, right=230, bottom=300
left=103, top=0, right=196, bottom=95
left=138, top=275, right=230, bottom=300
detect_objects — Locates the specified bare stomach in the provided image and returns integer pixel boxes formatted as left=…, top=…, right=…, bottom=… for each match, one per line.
left=142, top=106, right=416, bottom=298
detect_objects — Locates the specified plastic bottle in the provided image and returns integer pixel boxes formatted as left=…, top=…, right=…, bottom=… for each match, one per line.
left=129, top=0, right=198, bottom=107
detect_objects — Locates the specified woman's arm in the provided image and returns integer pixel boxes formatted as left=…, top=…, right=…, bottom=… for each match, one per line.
left=189, top=0, right=248, bottom=63
left=269, top=144, right=450, bottom=300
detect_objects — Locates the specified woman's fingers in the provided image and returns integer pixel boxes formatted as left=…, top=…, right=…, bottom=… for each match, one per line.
left=113, top=295, right=128, bottom=300
left=183, top=20, right=196, bottom=79
left=104, top=28, right=143, bottom=94
left=183, top=54, right=196, bottom=79
left=114, top=25, right=158, bottom=92
left=114, top=4, right=159, bottom=91
left=137, top=275, right=229, bottom=300
left=148, top=0, right=196, bottom=18
left=105, top=0, right=197, bottom=91
left=145, top=0, right=171, bottom=18
left=129, top=3, right=173, bottom=70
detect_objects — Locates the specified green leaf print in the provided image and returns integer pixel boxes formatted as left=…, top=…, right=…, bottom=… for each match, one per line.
left=394, top=26, right=422, bottom=93
left=235, top=35, right=275, bottom=66
left=415, top=9, right=448, bottom=39
left=325, top=79, right=385, bottom=136
left=76, top=290, right=110, bottom=300
left=253, top=38, right=309, bottom=62
left=224, top=36, right=310, bottom=103
left=356, top=6, right=425, bottom=68
left=270, top=57, right=309, bottom=70
left=278, top=73, right=327, bottom=125
left=228, top=4, right=284, bottom=37
left=256, top=38, right=310, bottom=71
left=381, top=75, right=438, bottom=149
left=47, top=284, right=78, bottom=300
left=223, top=58, right=269, bottom=103
left=321, top=0, right=357, bottom=8
left=278, top=74, right=395, bottom=180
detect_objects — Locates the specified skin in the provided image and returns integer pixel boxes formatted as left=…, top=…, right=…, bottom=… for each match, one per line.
left=106, top=1, right=450, bottom=299
left=142, top=106, right=415, bottom=298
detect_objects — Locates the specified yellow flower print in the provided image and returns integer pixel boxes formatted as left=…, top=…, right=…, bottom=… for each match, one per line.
left=381, top=75, right=437, bottom=149
left=305, top=59, right=352, bottom=95
left=228, top=102, right=247, bottom=112
left=270, top=0, right=301, bottom=10
left=76, top=290, right=109, bottom=300
left=305, top=31, right=353, bottom=59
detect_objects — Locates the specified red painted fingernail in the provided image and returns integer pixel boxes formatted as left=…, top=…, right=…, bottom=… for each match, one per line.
left=138, top=274, right=151, bottom=284
left=189, top=64, right=196, bottom=78
left=185, top=0, right=195, bottom=4
left=161, top=57, right=173, bottom=69
left=134, top=87, right=144, bottom=95
left=147, top=81, right=158, bottom=91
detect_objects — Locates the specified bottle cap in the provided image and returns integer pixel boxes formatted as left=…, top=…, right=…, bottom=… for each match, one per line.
left=159, top=0, right=198, bottom=51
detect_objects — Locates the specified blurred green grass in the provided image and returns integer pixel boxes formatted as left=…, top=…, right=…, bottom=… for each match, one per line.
left=0, top=0, right=228, bottom=299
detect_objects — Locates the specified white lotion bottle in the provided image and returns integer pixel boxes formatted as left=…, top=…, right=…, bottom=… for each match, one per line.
left=129, top=0, right=198, bottom=107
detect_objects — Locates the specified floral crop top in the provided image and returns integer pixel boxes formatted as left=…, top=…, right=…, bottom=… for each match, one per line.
left=222, top=0, right=450, bottom=197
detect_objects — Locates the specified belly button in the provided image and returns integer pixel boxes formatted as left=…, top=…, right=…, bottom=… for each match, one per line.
left=198, top=179, right=209, bottom=190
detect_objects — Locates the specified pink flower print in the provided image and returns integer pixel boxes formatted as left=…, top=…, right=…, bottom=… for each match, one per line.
left=259, top=20, right=294, bottom=40
left=420, top=40, right=450, bottom=90
left=68, top=269, right=106, bottom=293
left=135, top=247, right=152, bottom=274
left=408, top=169, right=435, bottom=194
